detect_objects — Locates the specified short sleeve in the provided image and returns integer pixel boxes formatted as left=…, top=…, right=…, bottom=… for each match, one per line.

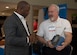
left=64, top=20, right=72, bottom=33
left=36, top=23, right=44, bottom=37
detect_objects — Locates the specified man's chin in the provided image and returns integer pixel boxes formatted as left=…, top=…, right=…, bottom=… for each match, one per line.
left=50, top=18, right=55, bottom=22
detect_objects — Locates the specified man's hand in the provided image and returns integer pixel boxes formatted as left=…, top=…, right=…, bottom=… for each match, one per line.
left=29, top=33, right=38, bottom=44
left=56, top=42, right=65, bottom=51
left=46, top=40, right=54, bottom=48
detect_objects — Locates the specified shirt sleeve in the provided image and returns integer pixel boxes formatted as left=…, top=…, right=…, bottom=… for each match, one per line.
left=64, top=20, right=72, bottom=33
left=36, top=23, right=44, bottom=37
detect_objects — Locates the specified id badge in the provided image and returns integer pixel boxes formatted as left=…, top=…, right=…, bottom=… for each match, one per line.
left=48, top=26, right=56, bottom=40
left=48, top=26, right=56, bottom=31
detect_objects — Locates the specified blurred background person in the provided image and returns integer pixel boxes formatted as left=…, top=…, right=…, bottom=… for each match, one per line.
left=33, top=19, right=38, bottom=33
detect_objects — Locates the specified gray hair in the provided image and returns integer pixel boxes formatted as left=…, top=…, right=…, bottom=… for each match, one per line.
left=49, top=4, right=59, bottom=12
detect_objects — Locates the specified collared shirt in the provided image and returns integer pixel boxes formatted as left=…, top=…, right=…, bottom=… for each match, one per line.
left=37, top=17, right=72, bottom=41
left=14, top=11, right=30, bottom=36
left=14, top=11, right=30, bottom=43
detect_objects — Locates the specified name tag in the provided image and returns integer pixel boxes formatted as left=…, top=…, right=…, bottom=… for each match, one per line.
left=47, top=26, right=56, bottom=40
left=48, top=26, right=56, bottom=31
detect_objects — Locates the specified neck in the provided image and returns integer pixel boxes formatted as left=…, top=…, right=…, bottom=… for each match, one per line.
left=15, top=10, right=26, bottom=18
left=50, top=18, right=58, bottom=22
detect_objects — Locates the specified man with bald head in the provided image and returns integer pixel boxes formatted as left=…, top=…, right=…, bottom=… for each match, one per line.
left=37, top=4, right=72, bottom=55
left=3, top=1, right=34, bottom=55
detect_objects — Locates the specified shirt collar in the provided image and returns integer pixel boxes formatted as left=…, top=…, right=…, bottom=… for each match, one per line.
left=48, top=16, right=60, bottom=23
left=14, top=11, right=24, bottom=20
left=56, top=16, right=60, bottom=22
